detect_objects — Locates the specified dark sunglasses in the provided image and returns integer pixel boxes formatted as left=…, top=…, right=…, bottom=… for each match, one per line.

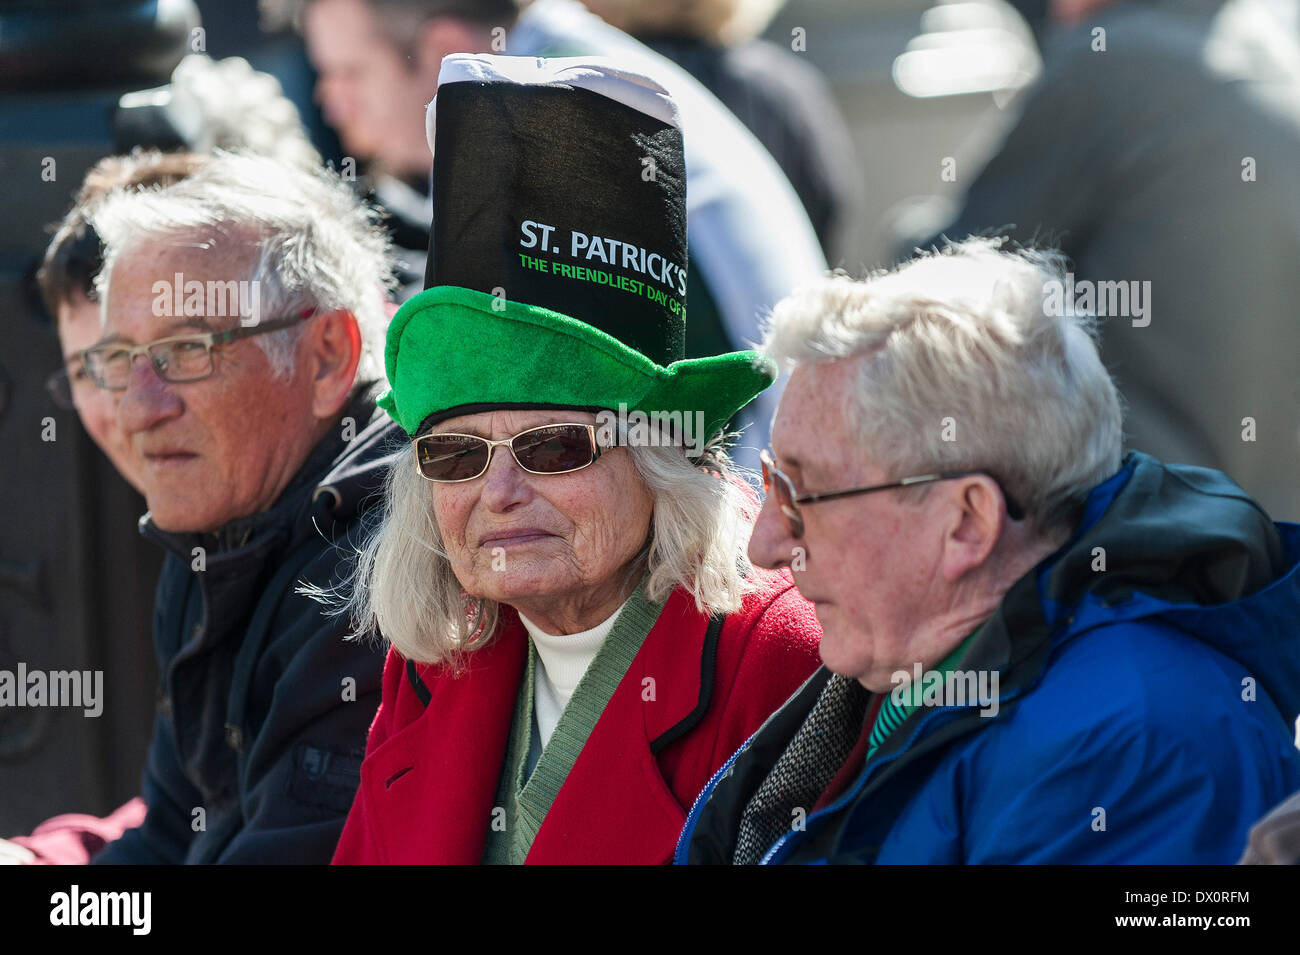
left=413, top=423, right=610, bottom=482
left=760, top=449, right=1025, bottom=539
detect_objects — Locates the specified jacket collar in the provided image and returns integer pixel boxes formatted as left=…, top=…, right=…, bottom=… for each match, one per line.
left=357, top=587, right=715, bottom=863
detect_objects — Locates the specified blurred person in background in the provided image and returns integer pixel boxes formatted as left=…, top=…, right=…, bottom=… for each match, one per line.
left=924, top=0, right=1300, bottom=520
left=580, top=0, right=862, bottom=265
left=188, top=0, right=347, bottom=160
left=282, top=0, right=827, bottom=471
left=1, top=152, right=204, bottom=865
left=5, top=153, right=399, bottom=864
left=114, top=51, right=426, bottom=291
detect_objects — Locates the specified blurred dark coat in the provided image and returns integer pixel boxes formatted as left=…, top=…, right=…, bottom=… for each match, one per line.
left=931, top=0, right=1300, bottom=519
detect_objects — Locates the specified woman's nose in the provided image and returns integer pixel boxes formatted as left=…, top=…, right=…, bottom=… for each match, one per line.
left=478, top=440, right=532, bottom=511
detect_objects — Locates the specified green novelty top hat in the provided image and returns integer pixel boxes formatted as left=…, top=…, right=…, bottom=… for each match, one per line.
left=377, top=53, right=776, bottom=443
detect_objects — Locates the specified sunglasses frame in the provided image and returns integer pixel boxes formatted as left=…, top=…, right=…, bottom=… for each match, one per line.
left=412, top=422, right=609, bottom=483
left=760, top=449, right=1025, bottom=539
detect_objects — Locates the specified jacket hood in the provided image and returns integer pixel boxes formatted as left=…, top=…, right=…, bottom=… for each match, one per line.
left=1035, top=450, right=1300, bottom=723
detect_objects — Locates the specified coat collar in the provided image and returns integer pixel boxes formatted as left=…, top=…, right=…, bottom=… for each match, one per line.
left=356, top=587, right=715, bottom=863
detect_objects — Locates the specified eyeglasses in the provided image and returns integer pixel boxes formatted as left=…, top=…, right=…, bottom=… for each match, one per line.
left=44, top=360, right=93, bottom=410
left=81, top=311, right=316, bottom=390
left=414, top=423, right=610, bottom=482
left=759, top=449, right=1025, bottom=539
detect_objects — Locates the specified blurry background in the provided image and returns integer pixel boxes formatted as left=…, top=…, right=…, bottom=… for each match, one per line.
left=770, top=0, right=1039, bottom=272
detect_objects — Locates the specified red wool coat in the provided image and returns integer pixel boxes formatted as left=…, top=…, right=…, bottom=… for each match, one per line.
left=332, top=570, right=821, bottom=864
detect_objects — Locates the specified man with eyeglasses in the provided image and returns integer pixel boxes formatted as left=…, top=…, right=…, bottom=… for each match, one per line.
left=7, top=152, right=399, bottom=865
left=676, top=237, right=1300, bottom=865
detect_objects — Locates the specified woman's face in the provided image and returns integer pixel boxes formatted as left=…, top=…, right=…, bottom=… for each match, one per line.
left=429, top=408, right=655, bottom=632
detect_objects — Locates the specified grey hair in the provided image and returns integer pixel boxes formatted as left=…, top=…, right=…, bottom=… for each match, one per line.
left=761, top=237, right=1124, bottom=540
left=90, top=151, right=394, bottom=383
left=341, top=437, right=766, bottom=669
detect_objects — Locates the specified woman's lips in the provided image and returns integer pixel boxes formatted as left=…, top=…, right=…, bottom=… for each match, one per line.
left=480, top=529, right=554, bottom=547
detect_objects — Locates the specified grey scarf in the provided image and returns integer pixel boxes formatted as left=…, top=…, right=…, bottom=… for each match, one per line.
left=732, top=672, right=872, bottom=865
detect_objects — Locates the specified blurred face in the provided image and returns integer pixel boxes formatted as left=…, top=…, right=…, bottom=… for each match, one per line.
left=747, top=358, right=956, bottom=691
left=428, top=408, right=655, bottom=633
left=100, top=239, right=325, bottom=534
left=1050, top=0, right=1119, bottom=27
left=56, top=292, right=147, bottom=494
left=303, top=0, right=441, bottom=176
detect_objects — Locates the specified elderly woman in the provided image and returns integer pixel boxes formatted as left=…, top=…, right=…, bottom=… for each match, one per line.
left=330, top=54, right=821, bottom=864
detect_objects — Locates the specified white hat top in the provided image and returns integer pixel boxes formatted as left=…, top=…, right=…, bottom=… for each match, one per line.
left=426, top=52, right=680, bottom=156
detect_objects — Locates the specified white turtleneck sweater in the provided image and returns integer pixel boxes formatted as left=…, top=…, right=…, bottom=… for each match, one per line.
left=518, top=594, right=634, bottom=748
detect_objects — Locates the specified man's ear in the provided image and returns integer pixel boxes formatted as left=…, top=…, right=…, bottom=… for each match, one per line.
left=940, top=475, right=1004, bottom=583
left=308, top=309, right=363, bottom=420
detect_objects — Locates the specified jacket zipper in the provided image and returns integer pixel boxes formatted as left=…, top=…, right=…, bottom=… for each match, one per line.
left=672, top=728, right=758, bottom=864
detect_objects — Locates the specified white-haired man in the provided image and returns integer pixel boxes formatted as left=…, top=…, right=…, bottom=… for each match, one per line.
left=676, top=238, right=1300, bottom=864
left=8, top=153, right=399, bottom=864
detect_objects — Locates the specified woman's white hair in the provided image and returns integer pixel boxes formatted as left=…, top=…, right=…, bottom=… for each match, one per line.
left=90, top=150, right=394, bottom=384
left=343, top=437, right=768, bottom=669
left=762, top=237, right=1124, bottom=541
